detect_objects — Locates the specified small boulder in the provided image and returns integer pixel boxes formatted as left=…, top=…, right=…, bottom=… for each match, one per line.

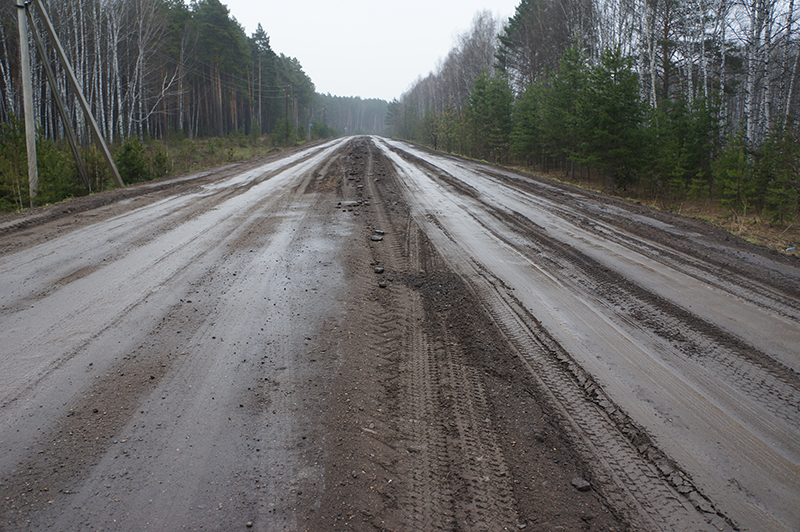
left=571, top=477, right=591, bottom=491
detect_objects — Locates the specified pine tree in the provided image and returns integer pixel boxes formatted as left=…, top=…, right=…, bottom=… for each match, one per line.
left=714, top=130, right=756, bottom=226
left=643, top=100, right=688, bottom=203
left=193, top=0, right=251, bottom=136
left=511, top=81, right=544, bottom=167
left=467, top=72, right=514, bottom=162
left=759, top=125, right=800, bottom=224
left=543, top=44, right=588, bottom=175
left=577, top=47, right=645, bottom=193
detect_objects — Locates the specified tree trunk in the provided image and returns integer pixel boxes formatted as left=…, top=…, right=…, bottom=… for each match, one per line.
left=746, top=0, right=769, bottom=145
left=216, top=64, right=223, bottom=137
left=762, top=13, right=773, bottom=131
left=786, top=51, right=799, bottom=119
left=661, top=0, right=672, bottom=101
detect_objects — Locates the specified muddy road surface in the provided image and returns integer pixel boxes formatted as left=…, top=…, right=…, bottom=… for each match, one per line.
left=1, top=136, right=798, bottom=532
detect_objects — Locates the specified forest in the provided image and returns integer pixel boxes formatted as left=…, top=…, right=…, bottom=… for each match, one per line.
left=1, top=0, right=798, bottom=227
left=0, top=0, right=386, bottom=211
left=389, top=1, right=800, bottom=226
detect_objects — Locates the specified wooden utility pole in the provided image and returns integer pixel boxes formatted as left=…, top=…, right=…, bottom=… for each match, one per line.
left=16, top=1, right=38, bottom=206
left=30, top=0, right=124, bottom=188
left=25, top=6, right=90, bottom=192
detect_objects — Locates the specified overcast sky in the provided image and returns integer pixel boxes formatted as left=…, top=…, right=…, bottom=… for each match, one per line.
left=221, top=0, right=520, bottom=102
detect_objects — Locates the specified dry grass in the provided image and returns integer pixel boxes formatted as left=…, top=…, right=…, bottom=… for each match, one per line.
left=674, top=200, right=799, bottom=256
left=160, top=136, right=282, bottom=175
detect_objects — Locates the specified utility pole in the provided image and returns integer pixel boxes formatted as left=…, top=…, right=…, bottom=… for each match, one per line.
left=30, top=0, right=124, bottom=189
left=16, top=1, right=38, bottom=206
left=25, top=5, right=90, bottom=192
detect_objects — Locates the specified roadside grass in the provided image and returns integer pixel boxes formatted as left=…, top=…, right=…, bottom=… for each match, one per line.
left=0, top=134, right=296, bottom=215
left=676, top=201, right=799, bottom=255
left=162, top=136, right=281, bottom=175
left=512, top=165, right=800, bottom=258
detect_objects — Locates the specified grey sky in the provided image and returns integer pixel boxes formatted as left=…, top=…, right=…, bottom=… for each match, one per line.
left=222, top=0, right=520, bottom=101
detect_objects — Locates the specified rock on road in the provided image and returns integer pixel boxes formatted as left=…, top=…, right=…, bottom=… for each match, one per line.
left=0, top=136, right=798, bottom=531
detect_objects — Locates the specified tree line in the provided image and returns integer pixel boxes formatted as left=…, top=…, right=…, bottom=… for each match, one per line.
left=315, top=94, right=388, bottom=137
left=0, top=0, right=387, bottom=211
left=387, top=1, right=800, bottom=224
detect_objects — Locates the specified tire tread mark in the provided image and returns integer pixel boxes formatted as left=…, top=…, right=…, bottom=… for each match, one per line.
left=477, top=276, right=735, bottom=532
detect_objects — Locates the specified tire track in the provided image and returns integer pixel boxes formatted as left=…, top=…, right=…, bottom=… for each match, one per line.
left=397, top=297, right=457, bottom=531
left=474, top=272, right=729, bottom=532
left=393, top=257, right=521, bottom=531
left=432, top=327, right=518, bottom=530
left=471, top=164, right=800, bottom=321
left=386, top=142, right=799, bottom=452
left=464, top=193, right=800, bottom=438
left=359, top=139, right=521, bottom=530
left=375, top=137, right=735, bottom=531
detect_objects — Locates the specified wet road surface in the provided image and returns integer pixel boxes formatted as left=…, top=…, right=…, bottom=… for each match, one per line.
left=1, top=136, right=798, bottom=531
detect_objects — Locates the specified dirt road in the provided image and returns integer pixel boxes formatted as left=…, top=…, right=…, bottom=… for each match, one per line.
left=1, top=137, right=798, bottom=531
